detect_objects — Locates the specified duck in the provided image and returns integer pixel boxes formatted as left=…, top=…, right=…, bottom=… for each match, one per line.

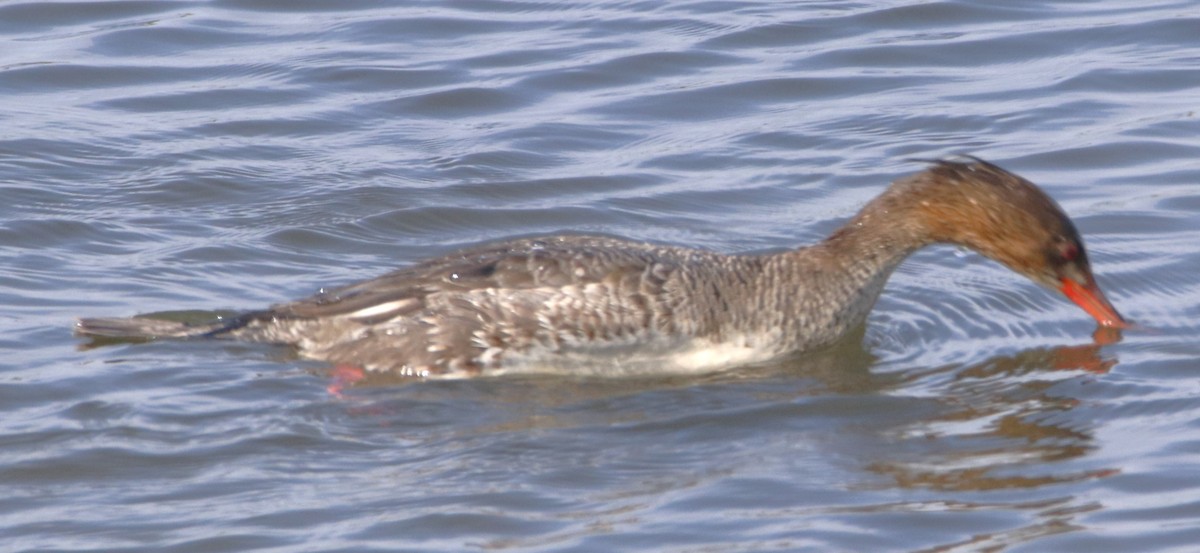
left=77, top=157, right=1127, bottom=378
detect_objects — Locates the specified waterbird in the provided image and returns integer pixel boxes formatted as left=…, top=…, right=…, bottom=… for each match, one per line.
left=77, top=157, right=1127, bottom=379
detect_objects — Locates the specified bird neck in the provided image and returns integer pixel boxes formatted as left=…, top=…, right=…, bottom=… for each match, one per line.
left=818, top=184, right=935, bottom=281
left=758, top=188, right=935, bottom=350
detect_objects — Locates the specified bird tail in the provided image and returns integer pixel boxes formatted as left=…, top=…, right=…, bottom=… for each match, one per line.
left=75, top=311, right=246, bottom=340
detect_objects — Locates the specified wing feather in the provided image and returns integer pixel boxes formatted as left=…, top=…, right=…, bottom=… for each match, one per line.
left=266, top=235, right=689, bottom=321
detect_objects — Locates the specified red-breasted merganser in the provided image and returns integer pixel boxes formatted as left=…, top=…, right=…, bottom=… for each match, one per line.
left=77, top=157, right=1127, bottom=378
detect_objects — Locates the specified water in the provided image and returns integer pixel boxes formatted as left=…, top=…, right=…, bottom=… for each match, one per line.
left=3, top=0, right=1199, bottom=551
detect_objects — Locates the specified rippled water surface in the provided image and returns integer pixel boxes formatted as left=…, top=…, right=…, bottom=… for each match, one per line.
left=4, top=0, right=1200, bottom=551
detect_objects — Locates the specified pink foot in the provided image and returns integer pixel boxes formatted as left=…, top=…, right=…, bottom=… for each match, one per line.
left=327, top=364, right=366, bottom=397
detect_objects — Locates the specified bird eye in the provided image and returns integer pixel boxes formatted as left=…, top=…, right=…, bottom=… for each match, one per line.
left=1057, top=241, right=1079, bottom=262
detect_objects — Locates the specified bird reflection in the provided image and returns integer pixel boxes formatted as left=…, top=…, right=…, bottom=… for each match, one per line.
left=868, top=333, right=1122, bottom=492
left=330, top=326, right=1122, bottom=497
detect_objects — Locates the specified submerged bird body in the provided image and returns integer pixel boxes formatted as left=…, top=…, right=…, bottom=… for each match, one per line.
left=78, top=158, right=1126, bottom=378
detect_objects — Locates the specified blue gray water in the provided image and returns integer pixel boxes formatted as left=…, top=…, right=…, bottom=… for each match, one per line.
left=3, top=0, right=1200, bottom=551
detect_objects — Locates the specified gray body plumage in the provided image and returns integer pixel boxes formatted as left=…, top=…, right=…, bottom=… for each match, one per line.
left=80, top=234, right=907, bottom=378
left=236, top=234, right=904, bottom=377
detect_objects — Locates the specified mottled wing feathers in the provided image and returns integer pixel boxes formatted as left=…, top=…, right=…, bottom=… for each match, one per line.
left=257, top=235, right=697, bottom=375
left=264, top=235, right=688, bottom=321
